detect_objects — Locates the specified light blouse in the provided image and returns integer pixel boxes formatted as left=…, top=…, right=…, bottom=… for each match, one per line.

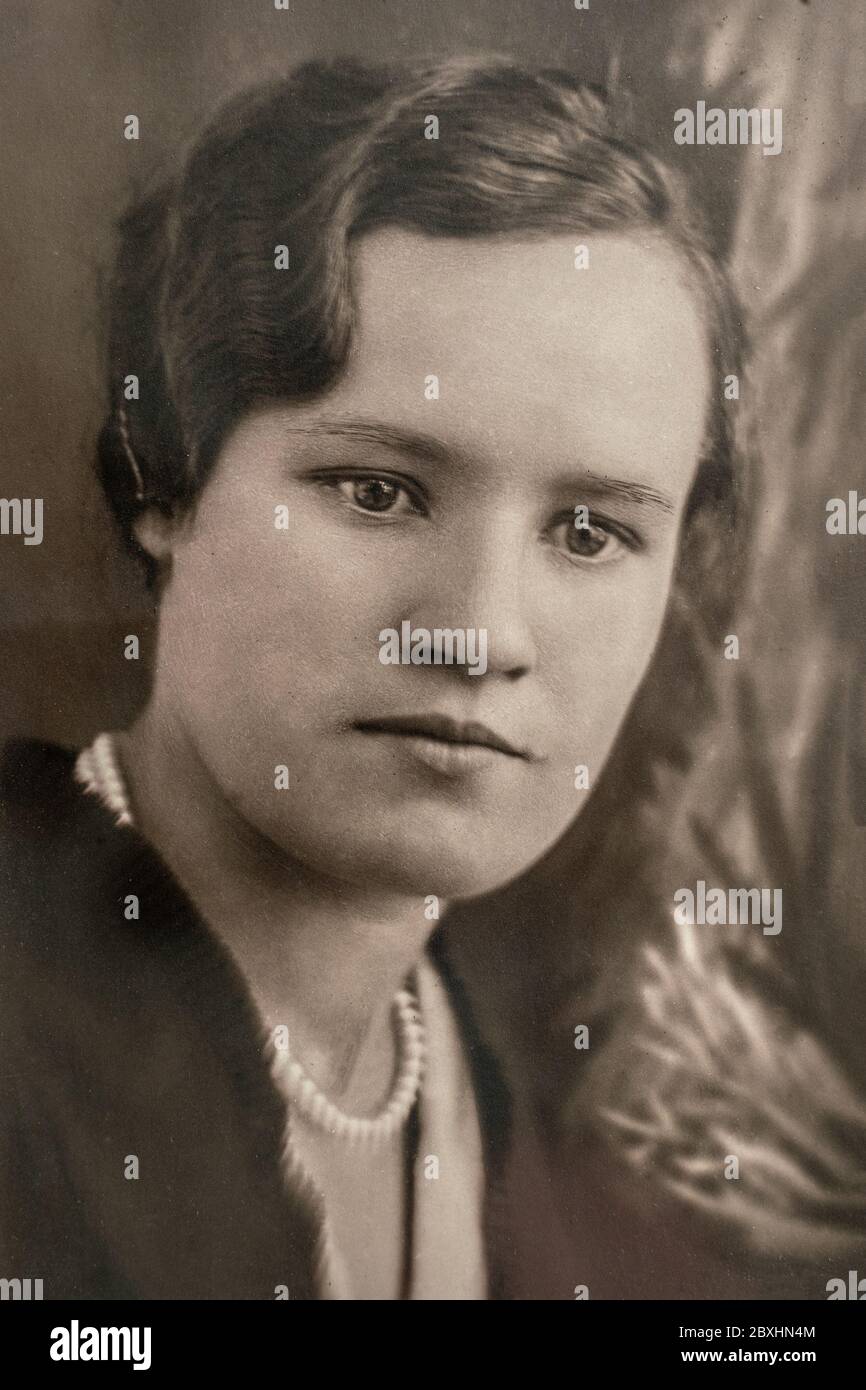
left=270, top=949, right=488, bottom=1300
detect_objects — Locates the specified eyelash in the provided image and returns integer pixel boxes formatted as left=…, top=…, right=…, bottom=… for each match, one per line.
left=315, top=472, right=428, bottom=520
left=312, top=472, right=643, bottom=564
left=549, top=513, right=642, bottom=566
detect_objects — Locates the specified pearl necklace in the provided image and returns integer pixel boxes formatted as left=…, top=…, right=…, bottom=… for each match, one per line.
left=74, top=732, right=427, bottom=1148
left=269, top=997, right=425, bottom=1147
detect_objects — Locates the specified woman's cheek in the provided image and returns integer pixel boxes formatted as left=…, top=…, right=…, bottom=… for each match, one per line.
left=553, top=578, right=672, bottom=748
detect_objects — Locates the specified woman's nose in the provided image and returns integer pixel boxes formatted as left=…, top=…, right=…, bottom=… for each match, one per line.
left=404, top=521, right=537, bottom=679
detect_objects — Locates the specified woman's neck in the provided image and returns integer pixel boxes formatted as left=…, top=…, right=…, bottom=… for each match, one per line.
left=114, top=705, right=445, bottom=1114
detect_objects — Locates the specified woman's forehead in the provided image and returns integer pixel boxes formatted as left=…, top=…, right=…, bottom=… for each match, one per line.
left=284, top=227, right=711, bottom=502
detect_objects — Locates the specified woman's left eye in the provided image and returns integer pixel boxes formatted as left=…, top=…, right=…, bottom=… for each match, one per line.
left=549, top=515, right=636, bottom=565
left=322, top=475, right=425, bottom=517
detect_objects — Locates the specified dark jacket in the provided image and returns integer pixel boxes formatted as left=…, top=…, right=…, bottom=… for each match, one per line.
left=0, top=739, right=804, bottom=1299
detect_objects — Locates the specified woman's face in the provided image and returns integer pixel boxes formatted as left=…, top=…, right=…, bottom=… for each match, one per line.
left=147, top=229, right=710, bottom=898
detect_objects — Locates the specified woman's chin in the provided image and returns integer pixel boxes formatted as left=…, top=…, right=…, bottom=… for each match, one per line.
left=309, top=834, right=546, bottom=904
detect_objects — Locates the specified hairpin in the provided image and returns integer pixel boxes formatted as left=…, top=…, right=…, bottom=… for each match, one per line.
left=116, top=403, right=147, bottom=503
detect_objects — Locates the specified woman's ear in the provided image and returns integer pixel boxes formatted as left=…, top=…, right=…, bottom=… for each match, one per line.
left=132, top=505, right=178, bottom=570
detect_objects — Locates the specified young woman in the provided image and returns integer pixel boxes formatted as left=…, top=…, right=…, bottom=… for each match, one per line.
left=1, top=55, right=775, bottom=1300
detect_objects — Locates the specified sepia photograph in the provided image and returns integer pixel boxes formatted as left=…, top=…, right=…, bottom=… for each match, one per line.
left=1, top=0, right=864, bottom=1348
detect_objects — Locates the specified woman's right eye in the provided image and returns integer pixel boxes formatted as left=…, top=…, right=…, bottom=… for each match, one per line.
left=319, top=474, right=427, bottom=518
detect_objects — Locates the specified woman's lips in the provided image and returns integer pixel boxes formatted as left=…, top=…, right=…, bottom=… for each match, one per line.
left=354, top=712, right=525, bottom=755
left=353, top=712, right=529, bottom=776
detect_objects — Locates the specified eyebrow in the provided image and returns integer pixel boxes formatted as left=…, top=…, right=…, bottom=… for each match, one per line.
left=283, top=414, right=676, bottom=515
left=551, top=472, right=676, bottom=515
